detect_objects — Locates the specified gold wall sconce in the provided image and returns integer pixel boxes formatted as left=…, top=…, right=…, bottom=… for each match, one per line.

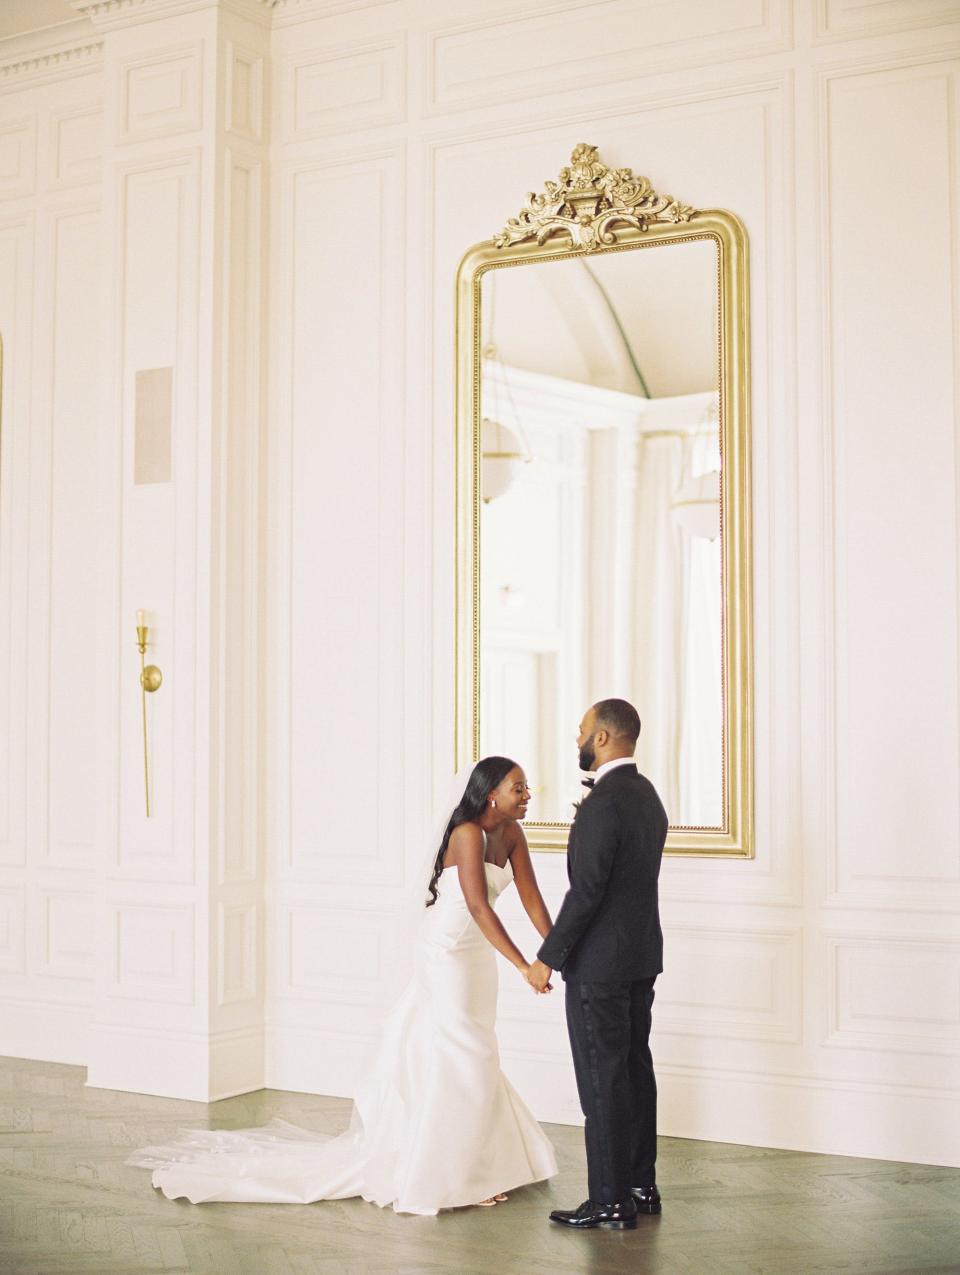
left=136, top=610, right=163, bottom=816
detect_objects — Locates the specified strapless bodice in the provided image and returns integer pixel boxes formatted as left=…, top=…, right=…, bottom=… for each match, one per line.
left=432, top=859, right=513, bottom=908
left=419, top=859, right=513, bottom=953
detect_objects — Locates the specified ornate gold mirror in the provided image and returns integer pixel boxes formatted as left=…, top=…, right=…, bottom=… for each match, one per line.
left=455, top=144, right=753, bottom=856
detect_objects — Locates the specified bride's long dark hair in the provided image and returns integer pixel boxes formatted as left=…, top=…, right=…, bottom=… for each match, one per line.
left=425, top=756, right=519, bottom=907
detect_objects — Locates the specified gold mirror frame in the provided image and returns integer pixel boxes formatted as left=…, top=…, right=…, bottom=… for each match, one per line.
left=454, top=145, right=753, bottom=857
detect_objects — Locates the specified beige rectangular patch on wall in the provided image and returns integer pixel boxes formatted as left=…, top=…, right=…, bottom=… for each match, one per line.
left=134, top=366, right=173, bottom=484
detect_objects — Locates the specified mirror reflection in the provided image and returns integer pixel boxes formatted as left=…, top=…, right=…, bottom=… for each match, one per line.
left=478, top=238, right=723, bottom=828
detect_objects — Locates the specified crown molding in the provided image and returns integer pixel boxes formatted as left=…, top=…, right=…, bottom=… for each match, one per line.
left=0, top=20, right=103, bottom=89
left=67, top=0, right=278, bottom=31
left=271, top=0, right=396, bottom=25
left=0, top=0, right=276, bottom=90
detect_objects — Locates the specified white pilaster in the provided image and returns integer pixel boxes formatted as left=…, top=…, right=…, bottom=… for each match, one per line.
left=85, top=0, right=269, bottom=1100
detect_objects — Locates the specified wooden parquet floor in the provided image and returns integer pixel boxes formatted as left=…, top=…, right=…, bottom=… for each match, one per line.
left=1, top=1058, right=959, bottom=1275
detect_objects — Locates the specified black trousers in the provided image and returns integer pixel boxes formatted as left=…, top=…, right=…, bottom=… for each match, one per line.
left=564, top=975, right=657, bottom=1204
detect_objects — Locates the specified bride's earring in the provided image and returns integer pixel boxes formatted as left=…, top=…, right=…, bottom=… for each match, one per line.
left=490, top=800, right=497, bottom=808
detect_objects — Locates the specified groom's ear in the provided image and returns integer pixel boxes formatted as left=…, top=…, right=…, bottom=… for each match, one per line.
left=594, top=727, right=609, bottom=748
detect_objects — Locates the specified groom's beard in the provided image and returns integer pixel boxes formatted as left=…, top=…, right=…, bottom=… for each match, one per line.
left=578, top=735, right=597, bottom=772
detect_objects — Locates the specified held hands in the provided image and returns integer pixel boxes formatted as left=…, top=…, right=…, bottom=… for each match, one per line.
left=522, top=958, right=554, bottom=994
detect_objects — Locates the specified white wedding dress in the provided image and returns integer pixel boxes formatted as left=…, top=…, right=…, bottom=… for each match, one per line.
left=129, top=860, right=557, bottom=1215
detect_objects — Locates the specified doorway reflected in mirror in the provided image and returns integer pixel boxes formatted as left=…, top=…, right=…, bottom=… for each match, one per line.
left=478, top=240, right=723, bottom=828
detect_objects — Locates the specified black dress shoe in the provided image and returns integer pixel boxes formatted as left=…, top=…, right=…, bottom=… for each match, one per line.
left=549, top=1197, right=638, bottom=1230
left=630, top=1186, right=662, bottom=1214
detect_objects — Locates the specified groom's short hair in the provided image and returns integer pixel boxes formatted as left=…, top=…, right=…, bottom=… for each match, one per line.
left=593, top=698, right=641, bottom=745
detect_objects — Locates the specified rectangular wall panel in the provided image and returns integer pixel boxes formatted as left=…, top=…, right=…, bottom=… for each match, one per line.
left=39, top=890, right=95, bottom=979
left=0, top=887, right=26, bottom=974
left=46, top=205, right=102, bottom=863
left=827, top=63, right=960, bottom=907
left=0, top=116, right=37, bottom=200
left=817, top=0, right=960, bottom=41
left=656, top=926, right=802, bottom=1042
left=218, top=903, right=257, bottom=1005
left=828, top=935, right=960, bottom=1052
left=226, top=42, right=264, bottom=142
left=118, top=44, right=203, bottom=144
left=50, top=107, right=103, bottom=190
left=116, top=153, right=199, bottom=882
left=278, top=906, right=385, bottom=1006
left=281, top=37, right=405, bottom=141
left=284, top=151, right=404, bottom=885
left=0, top=217, right=32, bottom=866
left=219, top=151, right=261, bottom=888
left=427, top=0, right=789, bottom=112
left=109, top=902, right=194, bottom=1003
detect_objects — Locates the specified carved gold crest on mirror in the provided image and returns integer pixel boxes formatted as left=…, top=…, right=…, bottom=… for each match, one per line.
left=455, top=145, right=753, bottom=857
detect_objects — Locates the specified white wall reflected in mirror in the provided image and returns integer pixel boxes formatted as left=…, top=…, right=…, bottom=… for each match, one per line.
left=478, top=238, right=723, bottom=828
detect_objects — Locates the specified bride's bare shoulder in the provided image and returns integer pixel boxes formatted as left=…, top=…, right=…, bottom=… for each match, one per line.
left=448, top=821, right=483, bottom=851
left=445, top=821, right=484, bottom=868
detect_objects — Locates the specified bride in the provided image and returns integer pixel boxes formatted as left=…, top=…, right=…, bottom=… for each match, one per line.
left=129, top=756, right=559, bottom=1215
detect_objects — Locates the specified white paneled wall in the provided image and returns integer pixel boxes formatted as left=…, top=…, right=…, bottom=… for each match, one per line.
left=0, top=0, right=958, bottom=1166
left=0, top=54, right=103, bottom=1063
left=264, top=0, right=960, bottom=1166
left=0, top=0, right=270, bottom=1100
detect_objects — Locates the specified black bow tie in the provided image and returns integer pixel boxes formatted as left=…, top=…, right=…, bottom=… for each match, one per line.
left=581, top=777, right=595, bottom=789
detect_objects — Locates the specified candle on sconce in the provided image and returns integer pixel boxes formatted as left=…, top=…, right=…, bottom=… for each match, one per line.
left=134, top=608, right=162, bottom=817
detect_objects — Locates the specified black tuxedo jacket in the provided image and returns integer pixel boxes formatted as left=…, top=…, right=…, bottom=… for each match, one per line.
left=537, top=763, right=667, bottom=982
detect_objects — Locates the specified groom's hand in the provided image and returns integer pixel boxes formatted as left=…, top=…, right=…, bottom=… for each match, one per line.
left=526, top=959, right=553, bottom=993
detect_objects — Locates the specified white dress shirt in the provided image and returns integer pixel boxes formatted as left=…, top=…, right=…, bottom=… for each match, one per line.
left=592, top=755, right=636, bottom=784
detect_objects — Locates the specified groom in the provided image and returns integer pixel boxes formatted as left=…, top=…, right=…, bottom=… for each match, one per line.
left=527, top=698, right=668, bottom=1230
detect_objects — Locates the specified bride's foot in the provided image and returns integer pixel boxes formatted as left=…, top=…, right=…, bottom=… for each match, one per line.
left=494, top=1193, right=508, bottom=1202
left=476, top=1197, right=498, bottom=1207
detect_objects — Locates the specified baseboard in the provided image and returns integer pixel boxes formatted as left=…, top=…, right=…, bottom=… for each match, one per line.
left=0, top=998, right=90, bottom=1066
left=264, top=1026, right=960, bottom=1169
left=12, top=1005, right=955, bottom=1169
left=265, top=1023, right=375, bottom=1098
left=657, top=1063, right=960, bottom=1169
left=86, top=1023, right=265, bottom=1102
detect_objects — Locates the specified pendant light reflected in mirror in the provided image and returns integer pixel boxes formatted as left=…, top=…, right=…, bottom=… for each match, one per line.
left=480, top=272, right=532, bottom=503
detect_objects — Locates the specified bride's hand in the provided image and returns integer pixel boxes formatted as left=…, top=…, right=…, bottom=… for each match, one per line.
left=517, top=962, right=543, bottom=993
left=522, top=959, right=553, bottom=994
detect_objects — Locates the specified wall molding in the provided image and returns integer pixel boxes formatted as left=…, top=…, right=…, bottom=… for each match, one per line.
left=107, top=901, right=195, bottom=1003
left=0, top=996, right=89, bottom=1065
left=655, top=925, right=803, bottom=1044
left=825, top=932, right=960, bottom=1056
left=272, top=0, right=395, bottom=26
left=214, top=142, right=264, bottom=895
left=117, top=41, right=203, bottom=145
left=277, top=33, right=406, bottom=142
left=48, top=104, right=104, bottom=190
left=113, top=147, right=202, bottom=884
left=0, top=39, right=103, bottom=93
left=70, top=0, right=278, bottom=29
left=0, top=885, right=26, bottom=974
left=38, top=889, right=95, bottom=979
left=276, top=904, right=387, bottom=1005
left=225, top=40, right=264, bottom=142
left=218, top=902, right=258, bottom=1004
left=34, top=199, right=103, bottom=870
left=262, top=1021, right=960, bottom=1165
left=817, top=55, right=960, bottom=915
left=0, top=116, right=37, bottom=202
left=271, top=145, right=406, bottom=889
left=423, top=0, right=792, bottom=117
left=814, top=0, right=960, bottom=44
left=87, top=1021, right=264, bottom=1099
left=0, top=214, right=34, bottom=868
